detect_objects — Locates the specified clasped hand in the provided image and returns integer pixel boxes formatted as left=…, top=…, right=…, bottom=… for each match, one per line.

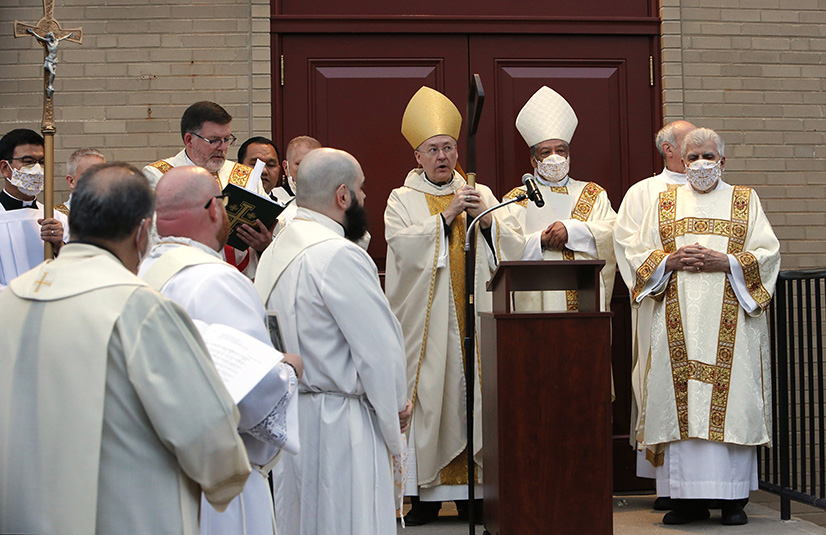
left=665, top=243, right=730, bottom=274
left=442, top=185, right=491, bottom=228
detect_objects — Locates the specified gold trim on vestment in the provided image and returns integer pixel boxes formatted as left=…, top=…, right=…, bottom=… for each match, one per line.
left=503, top=186, right=528, bottom=207
left=439, top=447, right=478, bottom=485
left=149, top=160, right=173, bottom=174
left=571, top=182, right=603, bottom=221
left=228, top=162, right=253, bottom=187
left=410, top=215, right=442, bottom=409
left=53, top=203, right=69, bottom=216
left=734, top=251, right=772, bottom=310
left=633, top=250, right=667, bottom=301
left=549, top=185, right=568, bottom=194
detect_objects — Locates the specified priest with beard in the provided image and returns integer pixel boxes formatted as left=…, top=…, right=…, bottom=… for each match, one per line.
left=255, top=148, right=410, bottom=535
left=138, top=165, right=303, bottom=535
left=384, top=86, right=525, bottom=525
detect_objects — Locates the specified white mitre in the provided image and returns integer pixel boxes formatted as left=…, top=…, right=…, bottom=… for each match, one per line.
left=515, top=86, right=578, bottom=147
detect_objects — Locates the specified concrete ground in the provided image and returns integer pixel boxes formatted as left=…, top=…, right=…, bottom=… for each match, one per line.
left=397, top=491, right=826, bottom=534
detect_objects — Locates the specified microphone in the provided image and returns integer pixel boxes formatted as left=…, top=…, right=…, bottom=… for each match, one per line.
left=521, top=173, right=545, bottom=207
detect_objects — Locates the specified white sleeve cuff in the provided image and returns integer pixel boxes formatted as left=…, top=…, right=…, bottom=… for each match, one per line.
left=561, top=219, right=597, bottom=257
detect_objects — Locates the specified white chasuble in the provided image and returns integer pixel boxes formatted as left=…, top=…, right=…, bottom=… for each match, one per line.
left=613, top=169, right=686, bottom=457
left=0, top=243, right=250, bottom=535
left=139, top=238, right=298, bottom=535
left=627, top=183, right=780, bottom=448
left=503, top=176, right=617, bottom=313
left=384, top=169, right=525, bottom=497
left=256, top=208, right=407, bottom=535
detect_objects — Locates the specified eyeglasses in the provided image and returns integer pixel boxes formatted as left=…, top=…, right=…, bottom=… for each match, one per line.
left=11, top=156, right=46, bottom=166
left=418, top=144, right=456, bottom=157
left=190, top=132, right=237, bottom=147
left=204, top=194, right=229, bottom=209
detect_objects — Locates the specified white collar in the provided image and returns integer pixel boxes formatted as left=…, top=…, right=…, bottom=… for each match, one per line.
left=294, top=207, right=345, bottom=237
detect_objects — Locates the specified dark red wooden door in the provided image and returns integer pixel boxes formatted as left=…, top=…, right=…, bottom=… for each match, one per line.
left=277, top=22, right=659, bottom=492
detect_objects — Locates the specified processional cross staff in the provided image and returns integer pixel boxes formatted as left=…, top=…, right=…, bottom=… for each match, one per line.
left=14, top=0, right=82, bottom=259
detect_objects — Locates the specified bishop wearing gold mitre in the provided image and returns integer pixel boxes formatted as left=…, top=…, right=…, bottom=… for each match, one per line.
left=383, top=86, right=525, bottom=525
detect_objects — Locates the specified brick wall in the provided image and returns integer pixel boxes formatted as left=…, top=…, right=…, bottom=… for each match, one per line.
left=0, top=0, right=272, bottom=202
left=661, top=0, right=826, bottom=269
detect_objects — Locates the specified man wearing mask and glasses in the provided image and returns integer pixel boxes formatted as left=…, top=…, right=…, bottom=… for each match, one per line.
left=142, top=101, right=268, bottom=279
left=0, top=128, right=68, bottom=290
left=623, top=128, right=780, bottom=526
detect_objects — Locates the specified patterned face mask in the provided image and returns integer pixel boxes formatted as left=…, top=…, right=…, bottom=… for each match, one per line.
left=7, top=162, right=44, bottom=197
left=685, top=159, right=721, bottom=192
left=535, top=153, right=570, bottom=183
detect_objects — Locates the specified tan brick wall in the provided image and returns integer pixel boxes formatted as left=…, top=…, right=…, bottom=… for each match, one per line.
left=0, top=0, right=272, bottom=202
left=660, top=0, right=826, bottom=270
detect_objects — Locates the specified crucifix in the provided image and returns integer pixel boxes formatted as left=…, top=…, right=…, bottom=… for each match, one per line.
left=14, top=0, right=82, bottom=259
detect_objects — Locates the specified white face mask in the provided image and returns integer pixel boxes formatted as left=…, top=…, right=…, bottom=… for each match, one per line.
left=135, top=218, right=149, bottom=268
left=685, top=159, right=721, bottom=192
left=7, top=162, right=45, bottom=197
left=284, top=162, right=297, bottom=194
left=535, top=153, right=570, bottom=183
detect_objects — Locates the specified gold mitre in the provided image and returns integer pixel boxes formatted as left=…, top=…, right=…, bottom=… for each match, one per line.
left=401, top=86, right=462, bottom=149
left=515, top=86, right=578, bottom=147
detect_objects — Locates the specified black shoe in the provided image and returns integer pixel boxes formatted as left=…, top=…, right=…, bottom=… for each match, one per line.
left=662, top=500, right=710, bottom=525
left=456, top=499, right=483, bottom=524
left=653, top=496, right=675, bottom=511
left=721, top=499, right=749, bottom=526
left=709, top=497, right=747, bottom=510
left=404, top=498, right=441, bottom=526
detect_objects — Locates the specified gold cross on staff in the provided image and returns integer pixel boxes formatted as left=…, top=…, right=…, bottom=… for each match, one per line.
left=14, top=0, right=83, bottom=132
left=226, top=201, right=258, bottom=231
left=33, top=272, right=52, bottom=292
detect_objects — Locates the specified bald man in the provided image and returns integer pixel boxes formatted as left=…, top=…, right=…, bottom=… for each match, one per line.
left=613, top=120, right=697, bottom=501
left=255, top=148, right=409, bottom=535
left=138, top=166, right=303, bottom=535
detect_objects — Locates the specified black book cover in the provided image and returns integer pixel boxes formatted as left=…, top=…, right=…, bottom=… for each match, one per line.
left=222, top=183, right=284, bottom=250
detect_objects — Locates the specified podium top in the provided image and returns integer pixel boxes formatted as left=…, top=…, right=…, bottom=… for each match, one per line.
left=487, top=260, right=605, bottom=314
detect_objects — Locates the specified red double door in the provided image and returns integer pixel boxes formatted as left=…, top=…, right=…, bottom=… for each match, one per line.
left=276, top=30, right=660, bottom=491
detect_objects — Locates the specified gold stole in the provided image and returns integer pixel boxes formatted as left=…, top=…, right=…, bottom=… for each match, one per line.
left=658, top=186, right=751, bottom=441
left=563, top=182, right=604, bottom=310
left=424, top=192, right=477, bottom=485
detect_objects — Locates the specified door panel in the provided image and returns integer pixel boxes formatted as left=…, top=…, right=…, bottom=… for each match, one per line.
left=280, top=34, right=467, bottom=268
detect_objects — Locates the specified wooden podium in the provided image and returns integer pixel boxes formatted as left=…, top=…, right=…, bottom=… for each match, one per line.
left=479, top=260, right=613, bottom=534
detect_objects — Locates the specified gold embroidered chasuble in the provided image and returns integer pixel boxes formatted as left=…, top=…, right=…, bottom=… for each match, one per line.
left=384, top=169, right=525, bottom=488
left=627, top=184, right=780, bottom=447
left=503, top=177, right=617, bottom=313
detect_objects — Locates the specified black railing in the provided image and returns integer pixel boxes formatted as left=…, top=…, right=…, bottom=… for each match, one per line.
left=760, top=269, right=826, bottom=519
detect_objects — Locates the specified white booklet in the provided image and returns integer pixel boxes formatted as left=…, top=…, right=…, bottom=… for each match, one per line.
left=193, top=320, right=280, bottom=403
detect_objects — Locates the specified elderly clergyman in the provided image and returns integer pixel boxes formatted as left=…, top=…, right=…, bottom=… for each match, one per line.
left=384, top=86, right=524, bottom=525
left=255, top=148, right=409, bottom=535
left=624, top=128, right=780, bottom=526
left=0, top=163, right=250, bottom=534
left=613, top=120, right=696, bottom=505
left=503, top=85, right=617, bottom=313
left=138, top=165, right=303, bottom=535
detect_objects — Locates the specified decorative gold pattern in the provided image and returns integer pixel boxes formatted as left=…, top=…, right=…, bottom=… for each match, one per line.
left=734, top=252, right=772, bottom=310
left=410, top=216, right=442, bottom=408
left=150, top=160, right=173, bottom=174
left=439, top=447, right=478, bottom=485
left=632, top=250, right=667, bottom=301
left=503, top=186, right=528, bottom=207
left=228, top=162, right=253, bottom=187
left=571, top=182, right=603, bottom=222
left=708, top=281, right=739, bottom=441
left=672, top=217, right=735, bottom=239
left=549, top=185, right=569, bottom=194
left=53, top=203, right=69, bottom=216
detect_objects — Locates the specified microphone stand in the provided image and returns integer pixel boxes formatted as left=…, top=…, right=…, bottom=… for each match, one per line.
left=463, top=193, right=526, bottom=535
